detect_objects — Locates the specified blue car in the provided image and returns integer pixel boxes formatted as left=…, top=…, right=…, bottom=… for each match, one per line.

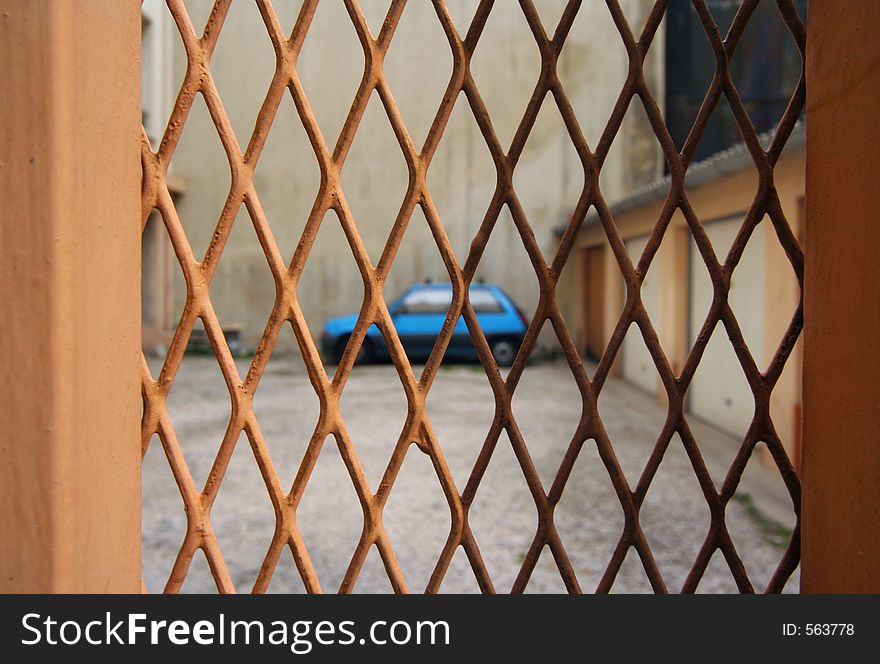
left=320, top=282, right=529, bottom=367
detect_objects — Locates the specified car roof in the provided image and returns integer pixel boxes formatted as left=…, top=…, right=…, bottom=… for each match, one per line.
left=409, top=282, right=497, bottom=290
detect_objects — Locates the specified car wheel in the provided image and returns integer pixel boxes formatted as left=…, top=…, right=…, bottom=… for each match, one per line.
left=355, top=338, right=374, bottom=365
left=338, top=336, right=375, bottom=365
left=489, top=338, right=517, bottom=367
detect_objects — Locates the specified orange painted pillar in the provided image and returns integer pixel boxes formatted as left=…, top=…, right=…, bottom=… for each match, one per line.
left=0, top=1, right=142, bottom=592
left=801, top=0, right=880, bottom=593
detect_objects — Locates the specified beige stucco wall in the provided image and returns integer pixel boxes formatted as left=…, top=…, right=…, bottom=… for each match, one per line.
left=621, top=235, right=663, bottom=393
left=688, top=215, right=766, bottom=440
left=157, top=0, right=663, bottom=352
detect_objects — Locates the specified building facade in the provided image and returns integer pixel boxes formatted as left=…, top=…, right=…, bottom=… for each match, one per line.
left=562, top=0, right=807, bottom=462
left=567, top=133, right=804, bottom=463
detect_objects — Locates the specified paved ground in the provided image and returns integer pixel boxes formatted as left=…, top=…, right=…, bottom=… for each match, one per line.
left=143, top=355, right=799, bottom=593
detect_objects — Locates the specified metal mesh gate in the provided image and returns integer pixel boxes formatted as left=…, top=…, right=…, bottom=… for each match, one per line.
left=140, top=0, right=805, bottom=593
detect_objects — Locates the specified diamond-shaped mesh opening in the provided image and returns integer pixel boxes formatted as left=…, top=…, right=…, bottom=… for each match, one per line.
left=383, top=206, right=452, bottom=312
left=296, top=209, right=365, bottom=360
left=468, top=4, right=542, bottom=148
left=425, top=359, right=495, bottom=489
left=178, top=0, right=215, bottom=34
left=295, top=435, right=365, bottom=593
left=209, top=0, right=277, bottom=143
left=383, top=447, right=452, bottom=592
left=475, top=204, right=540, bottom=332
left=339, top=91, right=410, bottom=265
left=726, top=488, right=794, bottom=592
left=438, top=547, right=483, bottom=594
left=163, top=350, right=233, bottom=489
left=726, top=441, right=800, bottom=592
left=339, top=378, right=410, bottom=492
left=555, top=258, right=595, bottom=379
left=352, top=545, right=396, bottom=594
left=383, top=2, right=453, bottom=149
left=554, top=439, right=625, bottom=593
left=266, top=0, right=304, bottom=36
left=250, top=325, right=320, bottom=485
left=358, top=1, right=393, bottom=38
left=596, top=337, right=665, bottom=487
left=179, top=548, right=219, bottom=594
left=557, top=1, right=631, bottom=149
left=611, top=547, right=656, bottom=594
left=688, top=336, right=755, bottom=449
left=251, top=91, right=319, bottom=263
left=513, top=97, right=584, bottom=258
left=532, top=0, right=569, bottom=29
left=696, top=549, right=740, bottom=594
left=209, top=205, right=278, bottom=354
left=600, top=98, right=666, bottom=202
left=523, top=546, right=569, bottom=594
left=639, top=434, right=712, bottom=593
left=467, top=431, right=538, bottom=593
left=511, top=320, right=582, bottom=487
left=140, top=0, right=805, bottom=594
left=296, top=2, right=365, bottom=148
left=141, top=433, right=187, bottom=594
left=167, top=92, right=232, bottom=261
left=425, top=95, right=496, bottom=262
left=211, top=431, right=277, bottom=592
left=726, top=1, right=807, bottom=139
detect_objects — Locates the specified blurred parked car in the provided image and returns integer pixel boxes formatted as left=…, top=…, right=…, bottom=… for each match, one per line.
left=321, top=282, right=529, bottom=367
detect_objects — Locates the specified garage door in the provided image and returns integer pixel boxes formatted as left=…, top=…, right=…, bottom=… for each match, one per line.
left=584, top=245, right=605, bottom=360
left=688, top=216, right=765, bottom=439
left=622, top=235, right=661, bottom=394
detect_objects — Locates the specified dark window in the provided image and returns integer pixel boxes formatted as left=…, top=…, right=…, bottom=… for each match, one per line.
left=665, top=0, right=806, bottom=163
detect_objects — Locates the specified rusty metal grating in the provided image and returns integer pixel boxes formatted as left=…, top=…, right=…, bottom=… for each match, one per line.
left=140, top=0, right=805, bottom=593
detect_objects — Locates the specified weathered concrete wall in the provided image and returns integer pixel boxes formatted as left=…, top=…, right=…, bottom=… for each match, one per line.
left=162, top=0, right=663, bottom=352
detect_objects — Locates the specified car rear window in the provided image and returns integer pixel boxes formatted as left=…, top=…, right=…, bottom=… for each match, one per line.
left=399, top=289, right=452, bottom=314
left=469, top=289, right=505, bottom=313
left=397, top=288, right=505, bottom=314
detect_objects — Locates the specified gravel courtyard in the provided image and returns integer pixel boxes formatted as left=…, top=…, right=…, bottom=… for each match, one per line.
left=143, top=355, right=799, bottom=594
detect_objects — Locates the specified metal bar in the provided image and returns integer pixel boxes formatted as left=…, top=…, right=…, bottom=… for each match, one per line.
left=0, top=0, right=142, bottom=592
left=801, top=0, right=880, bottom=594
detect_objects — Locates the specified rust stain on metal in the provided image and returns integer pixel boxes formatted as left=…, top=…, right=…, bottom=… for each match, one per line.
left=140, top=0, right=805, bottom=593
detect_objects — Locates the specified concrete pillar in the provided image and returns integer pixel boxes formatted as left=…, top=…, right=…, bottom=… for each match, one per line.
left=801, top=0, right=880, bottom=593
left=0, top=0, right=142, bottom=592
